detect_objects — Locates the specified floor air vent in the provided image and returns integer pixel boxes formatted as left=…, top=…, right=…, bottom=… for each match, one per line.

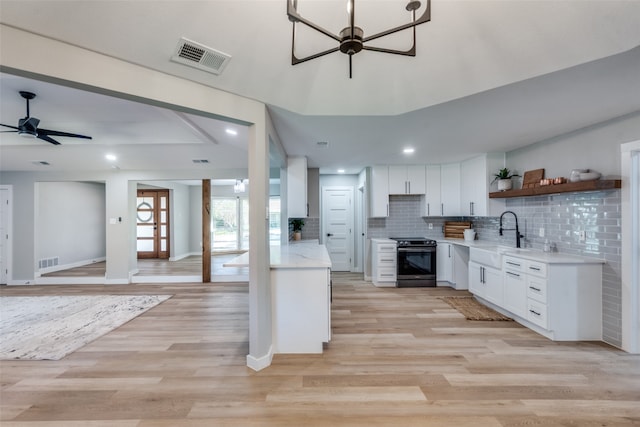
left=171, top=38, right=231, bottom=75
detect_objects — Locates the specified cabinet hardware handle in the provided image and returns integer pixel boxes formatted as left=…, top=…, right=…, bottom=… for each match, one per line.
left=529, top=266, right=541, bottom=271
left=506, top=261, right=520, bottom=266
left=408, top=181, right=411, bottom=194
left=327, top=233, right=333, bottom=237
left=529, top=286, right=541, bottom=292
left=381, top=258, right=394, bottom=262
left=448, top=246, right=451, bottom=257
left=427, top=203, right=430, bottom=216
left=441, top=203, right=444, bottom=216
left=470, top=202, right=474, bottom=216
left=506, top=271, right=520, bottom=277
left=529, top=309, right=541, bottom=316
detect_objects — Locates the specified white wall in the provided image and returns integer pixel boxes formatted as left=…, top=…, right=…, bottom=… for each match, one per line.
left=189, top=185, right=203, bottom=255
left=507, top=112, right=640, bottom=179
left=36, top=181, right=106, bottom=270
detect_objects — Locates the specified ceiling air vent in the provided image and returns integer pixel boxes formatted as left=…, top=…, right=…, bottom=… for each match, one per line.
left=171, top=38, right=231, bottom=75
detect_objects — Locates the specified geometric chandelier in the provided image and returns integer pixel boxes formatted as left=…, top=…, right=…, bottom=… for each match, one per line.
left=287, top=0, right=431, bottom=78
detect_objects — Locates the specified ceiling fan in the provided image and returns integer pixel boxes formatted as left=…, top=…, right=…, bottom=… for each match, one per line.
left=0, top=91, right=92, bottom=145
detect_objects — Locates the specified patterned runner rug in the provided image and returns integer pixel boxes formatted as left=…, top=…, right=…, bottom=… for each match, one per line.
left=0, top=294, right=171, bottom=360
left=440, top=296, right=513, bottom=321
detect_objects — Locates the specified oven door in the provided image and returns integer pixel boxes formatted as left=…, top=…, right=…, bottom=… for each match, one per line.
left=397, top=246, right=436, bottom=287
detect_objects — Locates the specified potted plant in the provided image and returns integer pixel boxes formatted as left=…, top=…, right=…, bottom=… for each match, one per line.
left=291, top=218, right=305, bottom=241
left=492, top=168, right=520, bottom=191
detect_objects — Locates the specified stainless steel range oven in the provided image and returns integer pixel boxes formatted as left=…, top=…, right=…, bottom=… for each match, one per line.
left=390, top=238, right=437, bottom=287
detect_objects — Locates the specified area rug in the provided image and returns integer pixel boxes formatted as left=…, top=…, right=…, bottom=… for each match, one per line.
left=0, top=294, right=171, bottom=360
left=440, top=296, right=513, bottom=321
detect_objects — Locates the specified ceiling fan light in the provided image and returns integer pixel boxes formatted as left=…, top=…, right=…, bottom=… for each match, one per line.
left=18, top=131, right=37, bottom=138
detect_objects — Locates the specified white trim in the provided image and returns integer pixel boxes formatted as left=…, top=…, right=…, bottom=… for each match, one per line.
left=169, top=251, right=200, bottom=262
left=621, top=140, right=640, bottom=353
left=0, top=185, right=12, bottom=285
left=37, top=257, right=106, bottom=275
left=131, top=275, right=201, bottom=283
left=246, top=346, right=273, bottom=371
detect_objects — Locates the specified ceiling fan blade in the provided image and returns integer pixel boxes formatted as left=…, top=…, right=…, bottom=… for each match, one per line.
left=36, top=134, right=61, bottom=145
left=37, top=128, right=92, bottom=140
left=0, top=123, right=20, bottom=131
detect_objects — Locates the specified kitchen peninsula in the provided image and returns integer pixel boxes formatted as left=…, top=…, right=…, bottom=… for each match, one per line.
left=225, top=241, right=332, bottom=354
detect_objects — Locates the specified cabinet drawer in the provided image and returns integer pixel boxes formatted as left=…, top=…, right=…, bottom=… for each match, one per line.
left=376, top=267, right=397, bottom=281
left=376, top=253, right=396, bottom=263
left=527, top=276, right=547, bottom=303
left=503, top=256, right=524, bottom=271
left=377, top=244, right=397, bottom=253
left=526, top=261, right=547, bottom=278
left=527, top=299, right=548, bottom=329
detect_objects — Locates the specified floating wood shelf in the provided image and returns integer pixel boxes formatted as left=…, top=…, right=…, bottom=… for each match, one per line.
left=489, top=179, right=621, bottom=198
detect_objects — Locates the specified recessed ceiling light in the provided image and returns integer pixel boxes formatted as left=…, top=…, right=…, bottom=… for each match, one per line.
left=105, top=154, right=117, bottom=161
left=337, top=169, right=345, bottom=174
left=226, top=128, right=238, bottom=136
left=403, top=147, right=415, bottom=154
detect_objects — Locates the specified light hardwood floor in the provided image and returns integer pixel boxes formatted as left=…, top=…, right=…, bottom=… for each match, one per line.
left=41, top=254, right=248, bottom=280
left=1, top=273, right=639, bottom=426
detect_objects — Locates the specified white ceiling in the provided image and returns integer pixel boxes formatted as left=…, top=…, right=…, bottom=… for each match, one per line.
left=1, top=1, right=639, bottom=174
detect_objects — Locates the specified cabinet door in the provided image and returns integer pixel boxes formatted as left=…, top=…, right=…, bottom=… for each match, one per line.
left=425, top=165, right=442, bottom=216
left=468, top=261, right=484, bottom=297
left=504, top=269, right=527, bottom=317
left=369, top=166, right=389, bottom=217
left=440, top=163, right=461, bottom=216
left=388, top=165, right=408, bottom=195
left=287, top=157, right=308, bottom=218
left=407, top=165, right=426, bottom=195
left=460, top=155, right=484, bottom=216
left=436, top=243, right=453, bottom=282
left=484, top=266, right=504, bottom=306
left=451, top=244, right=469, bottom=290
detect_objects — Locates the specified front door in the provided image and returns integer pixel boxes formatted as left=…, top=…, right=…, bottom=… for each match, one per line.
left=322, top=186, right=353, bottom=271
left=136, top=189, right=170, bottom=259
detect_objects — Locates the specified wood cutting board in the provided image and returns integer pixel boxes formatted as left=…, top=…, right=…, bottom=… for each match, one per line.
left=444, top=221, right=472, bottom=239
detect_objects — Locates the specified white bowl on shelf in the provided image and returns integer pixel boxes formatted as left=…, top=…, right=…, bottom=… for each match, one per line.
left=579, top=172, right=601, bottom=181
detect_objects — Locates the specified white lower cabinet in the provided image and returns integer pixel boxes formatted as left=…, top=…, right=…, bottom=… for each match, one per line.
left=437, top=242, right=469, bottom=289
left=503, top=258, right=527, bottom=318
left=372, top=239, right=397, bottom=287
left=468, top=260, right=501, bottom=304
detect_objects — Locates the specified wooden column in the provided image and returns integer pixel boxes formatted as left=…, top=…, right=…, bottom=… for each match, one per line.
left=202, top=179, right=211, bottom=283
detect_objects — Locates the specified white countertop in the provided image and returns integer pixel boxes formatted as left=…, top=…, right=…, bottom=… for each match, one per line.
left=440, top=238, right=605, bottom=264
left=223, top=241, right=332, bottom=269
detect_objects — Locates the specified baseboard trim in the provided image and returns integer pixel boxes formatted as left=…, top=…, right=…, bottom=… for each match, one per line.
left=246, top=346, right=273, bottom=371
left=38, top=257, right=106, bottom=275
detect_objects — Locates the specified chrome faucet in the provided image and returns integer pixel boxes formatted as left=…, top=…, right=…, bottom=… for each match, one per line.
left=499, top=210, right=524, bottom=248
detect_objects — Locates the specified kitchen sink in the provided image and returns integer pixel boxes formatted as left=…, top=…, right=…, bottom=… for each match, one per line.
left=470, top=245, right=532, bottom=268
left=469, top=246, right=503, bottom=269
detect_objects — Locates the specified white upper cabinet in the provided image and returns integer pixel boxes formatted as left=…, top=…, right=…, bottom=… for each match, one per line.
left=425, top=165, right=442, bottom=217
left=368, top=165, right=389, bottom=217
left=460, top=153, right=506, bottom=217
left=440, top=163, right=461, bottom=216
left=388, top=165, right=426, bottom=195
left=287, top=156, right=308, bottom=218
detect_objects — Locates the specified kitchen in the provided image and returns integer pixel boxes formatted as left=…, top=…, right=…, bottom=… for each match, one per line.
left=291, top=127, right=637, bottom=353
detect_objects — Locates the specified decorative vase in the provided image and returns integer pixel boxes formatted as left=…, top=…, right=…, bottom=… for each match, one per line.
left=294, top=231, right=302, bottom=241
left=498, top=179, right=512, bottom=191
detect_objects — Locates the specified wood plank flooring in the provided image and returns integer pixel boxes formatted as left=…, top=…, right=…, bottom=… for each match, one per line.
left=41, top=254, right=248, bottom=279
left=1, top=273, right=639, bottom=426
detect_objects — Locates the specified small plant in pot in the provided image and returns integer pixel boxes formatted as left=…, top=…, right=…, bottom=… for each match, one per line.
left=492, top=168, right=520, bottom=191
left=291, top=219, right=305, bottom=241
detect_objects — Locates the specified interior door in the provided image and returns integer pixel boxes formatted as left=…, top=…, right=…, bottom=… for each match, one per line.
left=322, top=186, right=353, bottom=271
left=0, top=187, right=9, bottom=284
left=136, top=189, right=170, bottom=259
